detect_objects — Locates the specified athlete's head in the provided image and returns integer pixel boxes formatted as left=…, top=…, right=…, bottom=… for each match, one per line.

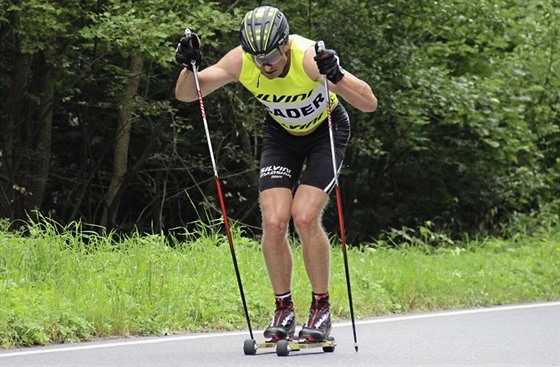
left=240, top=6, right=289, bottom=66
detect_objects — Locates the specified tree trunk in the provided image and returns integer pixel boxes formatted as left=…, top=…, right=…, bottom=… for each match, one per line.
left=101, top=54, right=144, bottom=227
left=0, top=35, right=33, bottom=220
left=24, top=49, right=55, bottom=213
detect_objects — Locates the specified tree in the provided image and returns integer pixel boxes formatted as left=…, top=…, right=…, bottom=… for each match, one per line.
left=1, top=0, right=557, bottom=240
left=301, top=0, right=559, bottom=240
left=1, top=0, right=241, bottom=230
left=0, top=0, right=81, bottom=221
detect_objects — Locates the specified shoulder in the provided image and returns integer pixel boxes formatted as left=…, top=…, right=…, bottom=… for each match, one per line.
left=289, top=35, right=315, bottom=52
left=214, top=46, right=245, bottom=82
left=293, top=36, right=321, bottom=82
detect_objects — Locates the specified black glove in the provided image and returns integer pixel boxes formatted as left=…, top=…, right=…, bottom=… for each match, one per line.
left=314, top=41, right=345, bottom=84
left=175, top=30, right=201, bottom=71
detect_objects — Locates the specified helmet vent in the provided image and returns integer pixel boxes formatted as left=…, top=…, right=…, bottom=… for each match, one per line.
left=240, top=6, right=289, bottom=56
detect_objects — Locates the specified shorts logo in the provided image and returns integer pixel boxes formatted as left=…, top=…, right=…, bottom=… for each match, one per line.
left=260, top=165, right=291, bottom=180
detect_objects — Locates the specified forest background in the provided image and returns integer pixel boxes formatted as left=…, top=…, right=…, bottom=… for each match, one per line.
left=1, top=0, right=559, bottom=242
left=1, top=0, right=559, bottom=349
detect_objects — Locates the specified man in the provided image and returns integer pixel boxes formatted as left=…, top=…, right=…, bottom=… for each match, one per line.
left=175, top=6, right=377, bottom=342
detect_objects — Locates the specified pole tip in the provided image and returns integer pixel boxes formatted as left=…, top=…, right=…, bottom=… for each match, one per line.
left=354, top=343, right=359, bottom=352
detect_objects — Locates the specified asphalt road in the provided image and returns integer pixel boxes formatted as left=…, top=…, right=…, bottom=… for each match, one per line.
left=1, top=302, right=558, bottom=367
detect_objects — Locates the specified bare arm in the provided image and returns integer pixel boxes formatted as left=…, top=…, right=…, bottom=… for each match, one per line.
left=175, top=46, right=243, bottom=102
left=328, top=70, right=378, bottom=113
left=303, top=46, right=377, bottom=113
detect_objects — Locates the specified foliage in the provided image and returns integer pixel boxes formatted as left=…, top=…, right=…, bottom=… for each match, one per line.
left=0, top=0, right=558, bottom=241
left=0, top=218, right=558, bottom=348
left=312, top=0, right=560, bottom=240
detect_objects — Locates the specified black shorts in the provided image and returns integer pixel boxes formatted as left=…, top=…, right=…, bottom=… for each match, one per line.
left=259, top=103, right=351, bottom=193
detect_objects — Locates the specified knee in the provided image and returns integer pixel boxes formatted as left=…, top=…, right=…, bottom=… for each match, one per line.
left=263, top=214, right=290, bottom=236
left=292, top=209, right=319, bottom=234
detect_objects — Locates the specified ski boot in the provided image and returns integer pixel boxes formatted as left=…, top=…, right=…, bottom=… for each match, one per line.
left=263, top=296, right=296, bottom=342
left=298, top=293, right=331, bottom=342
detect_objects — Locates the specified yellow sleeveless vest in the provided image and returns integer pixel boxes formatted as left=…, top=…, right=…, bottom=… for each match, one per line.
left=239, top=35, right=338, bottom=133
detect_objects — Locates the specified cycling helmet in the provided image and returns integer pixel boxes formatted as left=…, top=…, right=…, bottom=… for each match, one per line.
left=240, top=6, right=289, bottom=56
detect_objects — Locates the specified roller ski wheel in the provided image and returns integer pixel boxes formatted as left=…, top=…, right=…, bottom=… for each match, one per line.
left=276, top=339, right=291, bottom=356
left=322, top=336, right=336, bottom=352
left=296, top=336, right=336, bottom=353
left=243, top=339, right=258, bottom=355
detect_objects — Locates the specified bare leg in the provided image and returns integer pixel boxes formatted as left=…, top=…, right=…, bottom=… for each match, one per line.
left=260, top=187, right=293, bottom=294
left=291, top=184, right=330, bottom=294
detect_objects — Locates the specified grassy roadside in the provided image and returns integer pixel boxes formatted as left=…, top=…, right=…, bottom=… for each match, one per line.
left=0, top=219, right=558, bottom=349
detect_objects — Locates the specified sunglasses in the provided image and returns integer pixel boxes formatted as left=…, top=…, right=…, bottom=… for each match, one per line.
left=252, top=48, right=283, bottom=66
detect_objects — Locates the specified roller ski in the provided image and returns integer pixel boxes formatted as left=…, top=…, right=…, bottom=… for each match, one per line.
left=243, top=293, right=336, bottom=356
left=244, top=336, right=337, bottom=357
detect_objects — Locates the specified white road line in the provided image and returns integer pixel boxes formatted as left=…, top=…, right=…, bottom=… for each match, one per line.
left=1, top=301, right=558, bottom=358
left=334, top=301, right=560, bottom=327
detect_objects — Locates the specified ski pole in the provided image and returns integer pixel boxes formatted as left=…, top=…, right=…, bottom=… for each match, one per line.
left=186, top=29, right=254, bottom=340
left=317, top=40, right=359, bottom=352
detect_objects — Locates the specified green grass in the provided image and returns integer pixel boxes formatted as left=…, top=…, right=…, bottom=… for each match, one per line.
left=0, top=218, right=558, bottom=348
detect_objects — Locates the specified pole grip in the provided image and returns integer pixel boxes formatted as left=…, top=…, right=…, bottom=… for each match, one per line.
left=316, top=40, right=325, bottom=56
